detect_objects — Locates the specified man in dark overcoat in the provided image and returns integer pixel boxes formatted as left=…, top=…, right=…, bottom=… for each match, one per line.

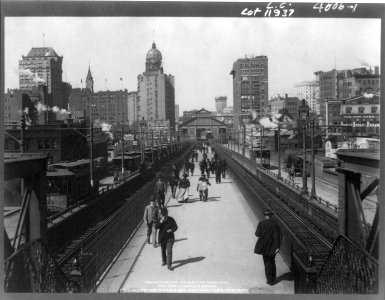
left=254, top=210, right=282, bottom=285
left=155, top=208, right=178, bottom=271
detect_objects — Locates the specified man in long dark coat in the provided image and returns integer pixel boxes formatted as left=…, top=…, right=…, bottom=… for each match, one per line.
left=254, top=210, right=282, bottom=285
left=155, top=208, right=178, bottom=271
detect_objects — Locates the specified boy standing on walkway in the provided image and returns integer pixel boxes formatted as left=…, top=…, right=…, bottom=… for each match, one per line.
left=143, top=199, right=159, bottom=247
left=197, top=174, right=211, bottom=202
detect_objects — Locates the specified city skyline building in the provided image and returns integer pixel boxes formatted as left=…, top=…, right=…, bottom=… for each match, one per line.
left=69, top=67, right=129, bottom=126
left=215, top=96, right=227, bottom=113
left=314, top=66, right=380, bottom=126
left=127, top=91, right=139, bottom=126
left=137, top=42, right=175, bottom=129
left=175, top=104, right=180, bottom=123
left=19, top=47, right=64, bottom=107
left=294, top=81, right=318, bottom=113
left=230, top=56, right=268, bottom=130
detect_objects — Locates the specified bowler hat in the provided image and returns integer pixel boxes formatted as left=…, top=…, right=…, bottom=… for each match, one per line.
left=264, top=210, right=274, bottom=216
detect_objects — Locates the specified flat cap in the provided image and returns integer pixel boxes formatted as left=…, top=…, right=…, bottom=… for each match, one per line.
left=264, top=210, right=274, bottom=216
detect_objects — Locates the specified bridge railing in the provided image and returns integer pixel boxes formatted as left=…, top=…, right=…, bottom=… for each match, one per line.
left=4, top=239, right=76, bottom=292
left=313, top=234, right=378, bottom=294
left=57, top=142, right=194, bottom=292
left=218, top=143, right=339, bottom=239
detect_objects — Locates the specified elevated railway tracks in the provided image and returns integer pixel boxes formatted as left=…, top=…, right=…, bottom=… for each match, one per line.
left=214, top=142, right=378, bottom=293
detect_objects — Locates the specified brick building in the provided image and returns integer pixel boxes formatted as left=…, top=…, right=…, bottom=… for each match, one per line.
left=230, top=56, right=269, bottom=130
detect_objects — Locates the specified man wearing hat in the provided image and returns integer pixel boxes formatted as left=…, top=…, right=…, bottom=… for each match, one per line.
left=155, top=208, right=178, bottom=270
left=177, top=172, right=190, bottom=202
left=254, top=210, right=282, bottom=285
left=143, top=198, right=160, bottom=247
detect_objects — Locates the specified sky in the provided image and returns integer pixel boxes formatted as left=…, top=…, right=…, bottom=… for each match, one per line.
left=4, top=17, right=381, bottom=113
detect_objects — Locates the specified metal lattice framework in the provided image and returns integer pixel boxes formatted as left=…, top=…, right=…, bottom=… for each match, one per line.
left=314, top=234, right=378, bottom=294
left=4, top=239, right=75, bottom=292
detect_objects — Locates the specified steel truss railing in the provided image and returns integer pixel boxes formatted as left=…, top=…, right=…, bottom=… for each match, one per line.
left=314, top=234, right=378, bottom=294
left=4, top=239, right=76, bottom=292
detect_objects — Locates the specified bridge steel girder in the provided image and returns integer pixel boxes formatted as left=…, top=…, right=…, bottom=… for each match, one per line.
left=4, top=153, right=48, bottom=252
left=336, top=167, right=379, bottom=257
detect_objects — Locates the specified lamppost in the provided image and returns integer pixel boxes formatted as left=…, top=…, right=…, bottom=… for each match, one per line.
left=250, top=126, right=254, bottom=161
left=121, top=123, right=125, bottom=177
left=260, top=126, right=263, bottom=166
left=139, top=119, right=147, bottom=164
left=277, top=123, right=281, bottom=178
left=302, top=123, right=308, bottom=193
left=240, top=123, right=246, bottom=157
left=310, top=122, right=316, bottom=199
left=299, top=99, right=310, bottom=194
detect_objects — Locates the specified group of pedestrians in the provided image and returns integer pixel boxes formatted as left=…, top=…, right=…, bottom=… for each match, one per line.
left=143, top=142, right=283, bottom=286
left=143, top=202, right=178, bottom=271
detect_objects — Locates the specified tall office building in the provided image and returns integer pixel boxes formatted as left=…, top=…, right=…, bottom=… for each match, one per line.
left=19, top=47, right=64, bottom=109
left=137, top=42, right=175, bottom=129
left=230, top=56, right=268, bottom=130
left=175, top=104, right=180, bottom=123
left=215, top=96, right=227, bottom=113
left=127, top=91, right=139, bottom=126
left=294, top=81, right=318, bottom=113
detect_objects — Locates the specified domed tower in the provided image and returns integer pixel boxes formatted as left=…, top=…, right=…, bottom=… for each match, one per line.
left=145, top=42, right=163, bottom=74
left=86, top=66, right=94, bottom=92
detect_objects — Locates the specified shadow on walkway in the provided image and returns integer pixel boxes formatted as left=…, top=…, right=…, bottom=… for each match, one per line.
left=172, top=256, right=206, bottom=269
left=174, top=238, right=188, bottom=243
left=207, top=197, right=221, bottom=202
left=166, top=204, right=183, bottom=208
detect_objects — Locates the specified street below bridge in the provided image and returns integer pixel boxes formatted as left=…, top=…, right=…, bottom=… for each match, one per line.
left=97, top=149, right=294, bottom=294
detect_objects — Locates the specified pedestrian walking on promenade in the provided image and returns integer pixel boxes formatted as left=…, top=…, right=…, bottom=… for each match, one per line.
left=199, top=159, right=207, bottom=176
left=215, top=159, right=222, bottom=184
left=155, top=176, right=167, bottom=208
left=155, top=208, right=178, bottom=271
left=205, top=159, right=211, bottom=178
left=189, top=160, right=195, bottom=176
left=221, top=159, right=227, bottom=179
left=169, top=173, right=179, bottom=199
left=172, top=164, right=179, bottom=178
left=254, top=210, right=282, bottom=286
left=203, top=152, right=207, bottom=161
left=194, top=151, right=199, bottom=162
left=211, top=158, right=215, bottom=174
left=143, top=199, right=160, bottom=247
left=214, top=152, right=219, bottom=161
left=289, top=164, right=295, bottom=181
left=177, top=172, right=190, bottom=202
left=184, top=159, right=190, bottom=174
left=197, top=174, right=211, bottom=201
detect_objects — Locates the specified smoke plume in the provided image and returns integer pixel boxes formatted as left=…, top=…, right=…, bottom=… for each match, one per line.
left=363, top=92, right=374, bottom=99
left=19, top=68, right=34, bottom=77
left=35, top=102, right=68, bottom=115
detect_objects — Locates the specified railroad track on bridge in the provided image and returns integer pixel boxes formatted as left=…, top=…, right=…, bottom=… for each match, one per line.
left=53, top=143, right=194, bottom=291
left=215, top=145, right=334, bottom=270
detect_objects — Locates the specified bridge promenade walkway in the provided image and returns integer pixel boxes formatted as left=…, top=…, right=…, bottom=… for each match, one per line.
left=97, top=150, right=294, bottom=294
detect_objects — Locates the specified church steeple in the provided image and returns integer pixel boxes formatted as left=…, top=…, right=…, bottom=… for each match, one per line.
left=86, top=64, right=94, bottom=92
